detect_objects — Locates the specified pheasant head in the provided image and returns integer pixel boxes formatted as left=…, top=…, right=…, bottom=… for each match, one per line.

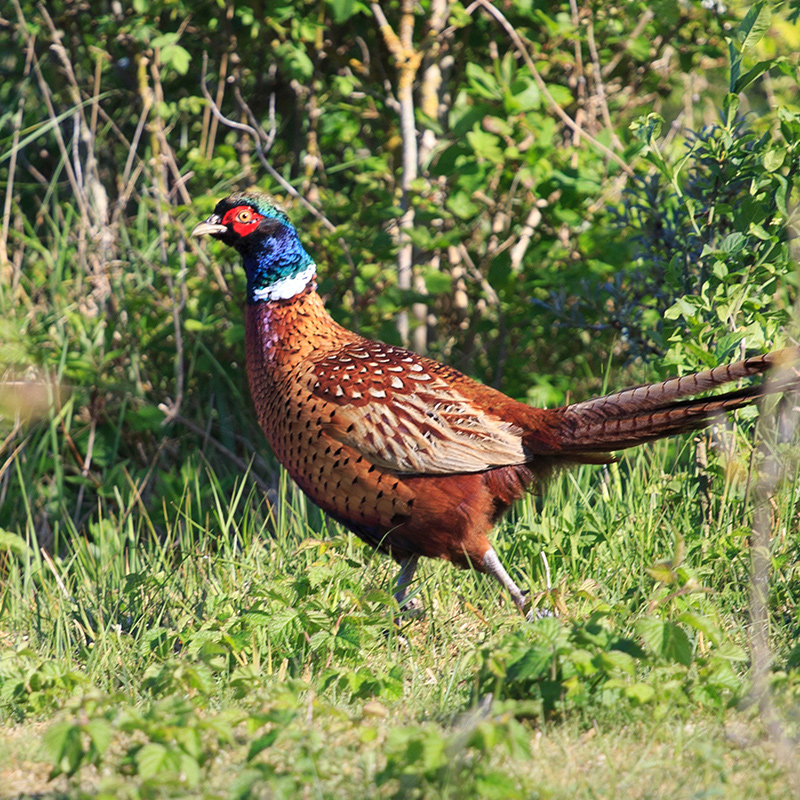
left=192, top=192, right=316, bottom=302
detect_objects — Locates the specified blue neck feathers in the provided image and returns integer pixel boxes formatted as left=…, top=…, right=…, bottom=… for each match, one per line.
left=242, top=224, right=317, bottom=303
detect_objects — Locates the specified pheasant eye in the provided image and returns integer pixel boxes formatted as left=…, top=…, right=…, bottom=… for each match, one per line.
left=237, top=209, right=253, bottom=223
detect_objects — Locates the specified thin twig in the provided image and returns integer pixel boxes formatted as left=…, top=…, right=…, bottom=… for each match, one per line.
left=509, top=205, right=543, bottom=271
left=206, top=51, right=228, bottom=160
left=73, top=411, right=97, bottom=528
left=602, top=10, right=654, bottom=78
left=27, top=42, right=91, bottom=225
left=0, top=428, right=27, bottom=491
left=162, top=241, right=187, bottom=424
left=465, top=0, right=634, bottom=178
left=39, top=2, right=108, bottom=234
left=748, top=349, right=800, bottom=790
left=234, top=84, right=276, bottom=153
left=0, top=83, right=26, bottom=271
left=200, top=53, right=336, bottom=232
left=119, top=89, right=152, bottom=204
left=567, top=0, right=585, bottom=157
left=586, top=15, right=624, bottom=152
left=458, top=242, right=499, bottom=306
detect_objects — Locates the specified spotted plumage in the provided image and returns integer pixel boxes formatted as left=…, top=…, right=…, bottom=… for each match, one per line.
left=193, top=192, right=799, bottom=619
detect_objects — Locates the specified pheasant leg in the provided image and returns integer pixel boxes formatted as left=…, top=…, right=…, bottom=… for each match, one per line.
left=394, top=554, right=423, bottom=616
left=482, top=548, right=529, bottom=617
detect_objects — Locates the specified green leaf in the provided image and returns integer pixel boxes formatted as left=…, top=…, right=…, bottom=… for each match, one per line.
left=465, top=63, right=501, bottom=99
left=630, top=113, right=663, bottom=144
left=599, top=650, right=635, bottom=676
left=715, top=643, right=748, bottom=662
left=179, top=752, right=201, bottom=787
left=476, top=771, right=519, bottom=799
left=40, top=721, right=74, bottom=767
left=160, top=44, right=191, bottom=75
left=736, top=3, right=771, bottom=51
left=247, top=728, right=281, bottom=761
left=231, top=768, right=267, bottom=800
left=276, top=44, right=314, bottom=80
left=150, top=33, right=179, bottom=48
left=625, top=682, right=655, bottom=704
left=663, top=296, right=695, bottom=321
left=678, top=613, right=721, bottom=646
left=662, top=623, right=693, bottom=666
left=636, top=617, right=665, bottom=655
left=420, top=730, right=447, bottom=772
left=330, top=0, right=357, bottom=23
left=466, top=129, right=504, bottom=163
left=184, top=318, right=215, bottom=332
left=508, top=80, right=540, bottom=112
left=507, top=645, right=551, bottom=682
left=762, top=148, right=786, bottom=172
left=786, top=642, right=800, bottom=669
left=734, top=59, right=779, bottom=94
left=447, top=192, right=480, bottom=219
left=545, top=83, right=573, bottom=106
left=136, top=742, right=171, bottom=779
left=728, top=45, right=742, bottom=97
left=720, top=232, right=746, bottom=254
left=423, top=271, right=452, bottom=295
left=774, top=174, right=789, bottom=216
left=84, top=719, right=114, bottom=755
left=0, top=529, right=32, bottom=555
left=41, top=721, right=83, bottom=778
left=749, top=221, right=772, bottom=240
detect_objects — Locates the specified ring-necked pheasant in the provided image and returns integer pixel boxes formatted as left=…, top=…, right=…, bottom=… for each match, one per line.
left=193, top=192, right=797, bottom=618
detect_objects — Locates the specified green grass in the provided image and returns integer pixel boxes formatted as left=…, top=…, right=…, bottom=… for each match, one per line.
left=3, top=5, right=800, bottom=793
left=3, top=198, right=799, bottom=794
left=2, top=427, right=800, bottom=798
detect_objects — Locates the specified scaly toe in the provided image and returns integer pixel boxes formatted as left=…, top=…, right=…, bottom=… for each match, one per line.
left=525, top=606, right=556, bottom=622
left=399, top=595, right=425, bottom=618
left=517, top=593, right=557, bottom=622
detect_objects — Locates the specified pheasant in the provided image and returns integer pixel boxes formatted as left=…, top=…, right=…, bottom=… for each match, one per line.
left=193, top=192, right=797, bottom=618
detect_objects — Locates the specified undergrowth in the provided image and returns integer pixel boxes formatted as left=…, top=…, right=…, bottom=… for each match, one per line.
left=2, top=440, right=800, bottom=798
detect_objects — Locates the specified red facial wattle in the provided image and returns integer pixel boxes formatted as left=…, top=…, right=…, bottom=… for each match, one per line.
left=222, top=205, right=265, bottom=237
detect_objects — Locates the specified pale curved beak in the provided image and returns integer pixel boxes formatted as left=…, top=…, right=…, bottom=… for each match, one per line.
left=191, top=214, right=227, bottom=237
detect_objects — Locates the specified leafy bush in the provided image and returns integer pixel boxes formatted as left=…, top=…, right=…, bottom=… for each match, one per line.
left=0, top=649, right=89, bottom=719
left=550, top=4, right=800, bottom=373
left=476, top=610, right=745, bottom=718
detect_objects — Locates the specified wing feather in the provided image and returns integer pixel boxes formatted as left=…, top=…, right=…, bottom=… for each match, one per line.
left=310, top=340, right=528, bottom=475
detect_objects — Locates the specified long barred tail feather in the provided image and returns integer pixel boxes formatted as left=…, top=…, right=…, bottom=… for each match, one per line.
left=551, top=347, right=800, bottom=455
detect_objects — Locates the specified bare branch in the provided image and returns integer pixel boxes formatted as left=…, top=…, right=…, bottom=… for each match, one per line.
left=372, top=1, right=424, bottom=347
left=509, top=205, right=543, bottom=271
left=586, top=14, right=624, bottom=152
